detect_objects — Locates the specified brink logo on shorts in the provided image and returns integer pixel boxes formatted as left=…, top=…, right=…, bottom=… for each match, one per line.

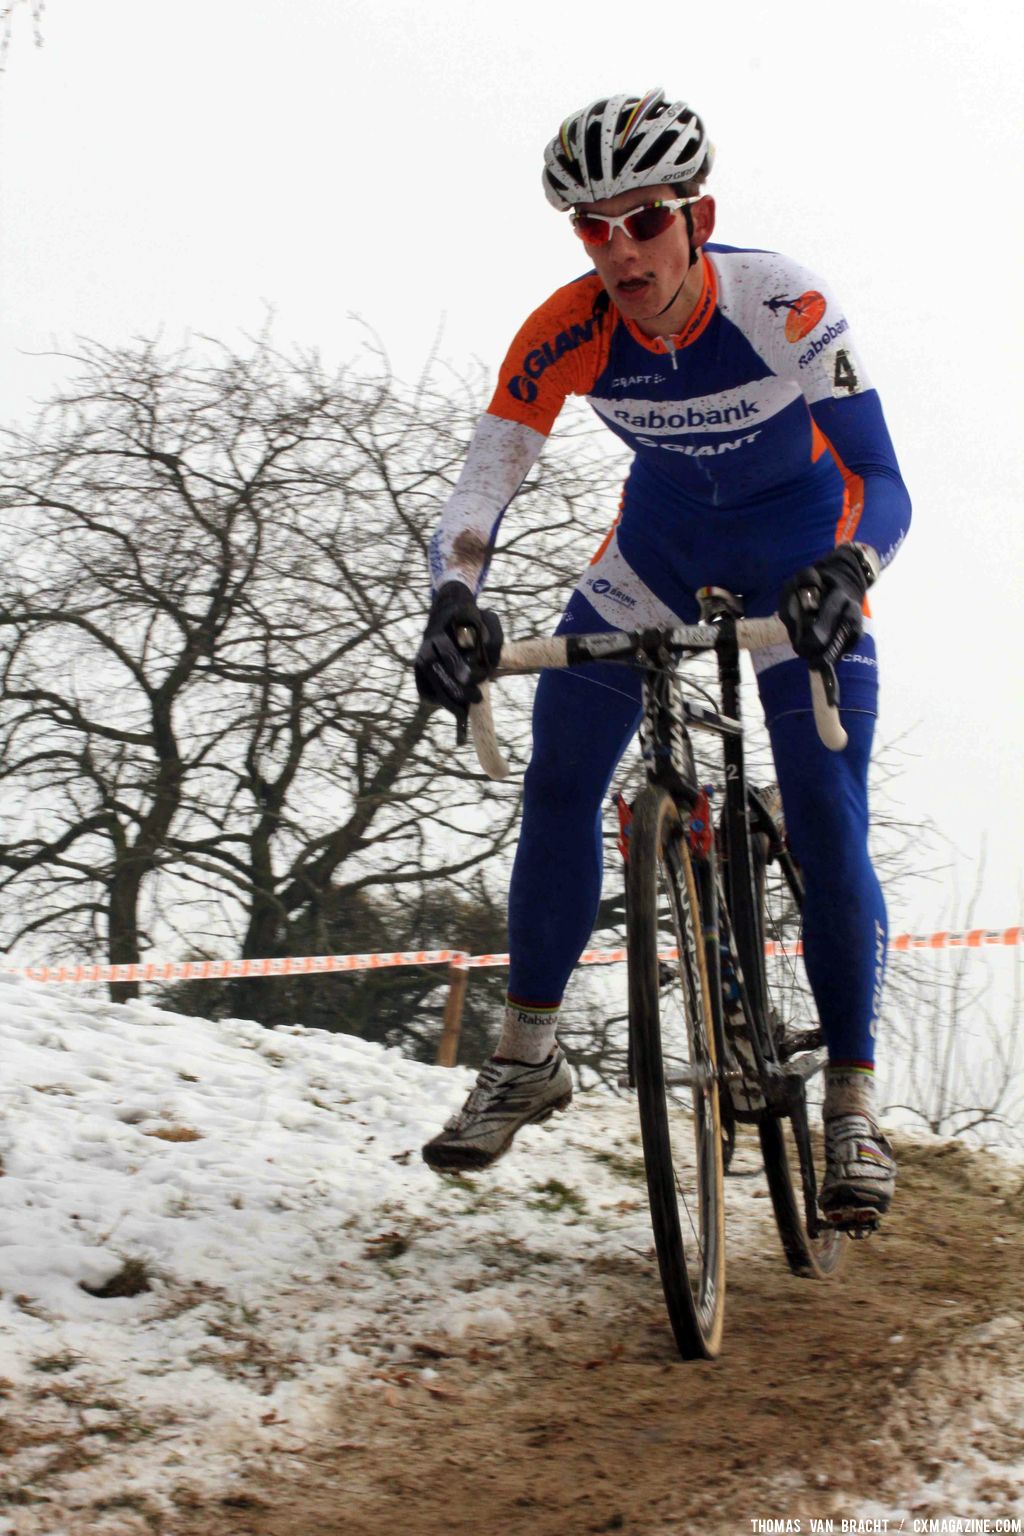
left=507, top=313, right=606, bottom=403
left=588, top=577, right=637, bottom=609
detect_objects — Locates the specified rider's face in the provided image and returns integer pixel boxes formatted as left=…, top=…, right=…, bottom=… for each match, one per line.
left=579, top=183, right=715, bottom=334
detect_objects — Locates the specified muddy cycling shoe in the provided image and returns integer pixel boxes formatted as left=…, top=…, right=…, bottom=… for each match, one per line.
left=422, top=1049, right=573, bottom=1173
left=820, top=1111, right=897, bottom=1233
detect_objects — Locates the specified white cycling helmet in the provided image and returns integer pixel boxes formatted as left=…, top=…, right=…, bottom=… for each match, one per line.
left=542, top=88, right=714, bottom=210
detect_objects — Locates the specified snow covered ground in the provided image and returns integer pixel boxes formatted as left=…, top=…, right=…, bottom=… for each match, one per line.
left=0, top=974, right=711, bottom=1524
left=0, top=976, right=1020, bottom=1532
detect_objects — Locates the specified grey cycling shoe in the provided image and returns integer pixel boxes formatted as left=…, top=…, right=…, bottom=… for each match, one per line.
left=820, top=1111, right=897, bottom=1230
left=422, top=1048, right=573, bottom=1173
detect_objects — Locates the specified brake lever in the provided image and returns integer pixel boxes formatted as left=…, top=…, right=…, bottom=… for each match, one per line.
left=795, top=582, right=844, bottom=715
left=453, top=625, right=477, bottom=749
left=815, top=658, right=840, bottom=710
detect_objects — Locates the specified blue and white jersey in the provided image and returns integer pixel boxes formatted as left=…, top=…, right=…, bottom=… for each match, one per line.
left=430, top=243, right=910, bottom=605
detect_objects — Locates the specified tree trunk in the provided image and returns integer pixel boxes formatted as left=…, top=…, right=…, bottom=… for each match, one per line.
left=107, top=864, right=143, bottom=1003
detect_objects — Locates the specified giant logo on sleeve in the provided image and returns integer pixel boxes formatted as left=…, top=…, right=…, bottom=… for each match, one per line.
left=506, top=307, right=608, bottom=405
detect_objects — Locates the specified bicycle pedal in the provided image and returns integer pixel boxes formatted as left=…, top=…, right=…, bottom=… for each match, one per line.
left=823, top=1207, right=880, bottom=1238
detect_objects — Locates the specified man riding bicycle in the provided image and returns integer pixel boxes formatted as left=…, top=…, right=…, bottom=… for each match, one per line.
left=414, top=89, right=910, bottom=1227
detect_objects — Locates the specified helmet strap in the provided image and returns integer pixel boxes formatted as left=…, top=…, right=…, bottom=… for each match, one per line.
left=683, top=203, right=700, bottom=269
left=652, top=208, right=703, bottom=319
left=653, top=274, right=689, bottom=318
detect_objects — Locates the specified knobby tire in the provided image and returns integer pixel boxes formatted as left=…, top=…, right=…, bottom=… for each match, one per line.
left=627, top=786, right=726, bottom=1359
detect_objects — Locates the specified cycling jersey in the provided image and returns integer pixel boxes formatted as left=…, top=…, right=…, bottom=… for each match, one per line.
left=429, top=244, right=910, bottom=600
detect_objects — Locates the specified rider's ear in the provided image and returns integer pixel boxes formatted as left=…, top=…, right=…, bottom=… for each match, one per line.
left=691, top=194, right=716, bottom=247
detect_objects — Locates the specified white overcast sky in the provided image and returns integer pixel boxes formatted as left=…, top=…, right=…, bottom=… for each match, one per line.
left=0, top=0, right=1021, bottom=925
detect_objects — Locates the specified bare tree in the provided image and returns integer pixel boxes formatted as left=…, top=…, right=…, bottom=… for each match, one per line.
left=878, top=851, right=1024, bottom=1146
left=0, top=336, right=618, bottom=1010
left=0, top=0, right=44, bottom=72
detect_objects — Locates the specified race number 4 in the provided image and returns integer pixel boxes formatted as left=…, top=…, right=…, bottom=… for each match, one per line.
left=832, top=348, right=860, bottom=395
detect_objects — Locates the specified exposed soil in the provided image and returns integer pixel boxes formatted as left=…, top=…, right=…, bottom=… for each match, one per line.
left=174, top=1135, right=1024, bottom=1536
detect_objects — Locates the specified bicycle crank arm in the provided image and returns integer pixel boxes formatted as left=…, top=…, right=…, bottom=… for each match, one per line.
left=781, top=1048, right=829, bottom=1083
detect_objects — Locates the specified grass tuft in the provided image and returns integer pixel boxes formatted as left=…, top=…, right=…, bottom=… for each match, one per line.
left=529, top=1178, right=588, bottom=1215
left=363, top=1232, right=410, bottom=1261
left=31, top=1352, right=79, bottom=1374
left=81, top=1257, right=152, bottom=1299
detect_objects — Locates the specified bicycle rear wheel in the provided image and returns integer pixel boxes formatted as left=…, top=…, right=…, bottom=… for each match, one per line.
left=627, top=786, right=725, bottom=1359
left=751, top=789, right=845, bottom=1279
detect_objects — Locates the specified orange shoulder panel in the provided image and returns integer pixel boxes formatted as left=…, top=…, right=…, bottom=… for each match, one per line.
left=487, top=273, right=615, bottom=436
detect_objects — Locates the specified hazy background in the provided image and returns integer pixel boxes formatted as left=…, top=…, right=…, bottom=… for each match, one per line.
left=1, top=0, right=1021, bottom=929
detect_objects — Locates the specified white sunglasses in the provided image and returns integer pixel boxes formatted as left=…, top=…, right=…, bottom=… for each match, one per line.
left=569, top=195, right=705, bottom=247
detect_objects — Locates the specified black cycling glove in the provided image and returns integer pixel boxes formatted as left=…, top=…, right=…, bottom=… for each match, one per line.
left=414, top=581, right=503, bottom=718
left=779, top=545, right=875, bottom=669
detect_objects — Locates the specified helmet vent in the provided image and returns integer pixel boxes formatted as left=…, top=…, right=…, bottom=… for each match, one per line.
left=542, top=91, right=711, bottom=210
left=583, top=118, right=607, bottom=183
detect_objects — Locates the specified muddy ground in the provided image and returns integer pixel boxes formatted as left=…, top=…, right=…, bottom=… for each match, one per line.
left=167, top=1136, right=1024, bottom=1536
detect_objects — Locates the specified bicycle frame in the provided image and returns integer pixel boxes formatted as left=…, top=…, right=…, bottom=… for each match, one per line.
left=461, top=602, right=848, bottom=1310
left=631, top=614, right=835, bottom=1243
left=630, top=616, right=790, bottom=1100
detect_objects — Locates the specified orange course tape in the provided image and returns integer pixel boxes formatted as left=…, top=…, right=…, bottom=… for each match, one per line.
left=5, top=928, right=1020, bottom=985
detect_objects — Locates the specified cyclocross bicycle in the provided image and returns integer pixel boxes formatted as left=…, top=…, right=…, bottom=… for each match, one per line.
left=465, top=588, right=849, bottom=1361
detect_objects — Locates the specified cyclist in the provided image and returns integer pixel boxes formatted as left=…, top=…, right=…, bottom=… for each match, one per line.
left=415, top=89, right=909, bottom=1227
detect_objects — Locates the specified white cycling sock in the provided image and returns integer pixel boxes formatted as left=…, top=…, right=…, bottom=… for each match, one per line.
left=495, top=999, right=560, bottom=1064
left=824, top=1064, right=877, bottom=1121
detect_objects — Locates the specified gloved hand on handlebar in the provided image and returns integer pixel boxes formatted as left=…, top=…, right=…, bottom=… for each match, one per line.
left=414, top=581, right=503, bottom=718
left=779, top=544, right=876, bottom=669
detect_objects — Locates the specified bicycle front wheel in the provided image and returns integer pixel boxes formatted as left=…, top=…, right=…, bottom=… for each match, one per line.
left=627, top=786, right=725, bottom=1360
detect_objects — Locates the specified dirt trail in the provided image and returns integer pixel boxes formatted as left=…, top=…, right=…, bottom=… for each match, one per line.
left=185, top=1136, right=1024, bottom=1536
